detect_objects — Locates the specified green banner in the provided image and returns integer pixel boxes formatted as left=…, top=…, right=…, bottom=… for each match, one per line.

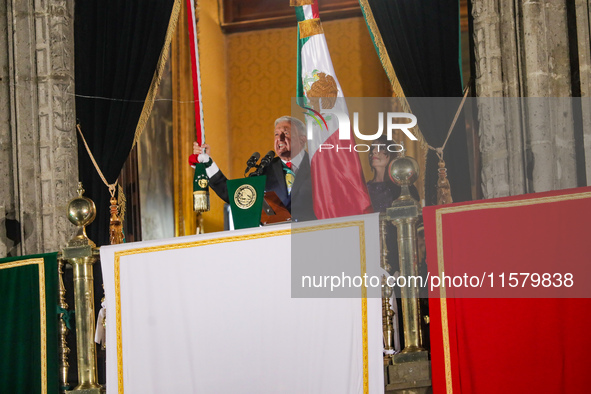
left=0, top=253, right=60, bottom=394
left=227, top=176, right=266, bottom=230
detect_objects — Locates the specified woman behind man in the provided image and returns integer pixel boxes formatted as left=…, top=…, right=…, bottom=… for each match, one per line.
left=366, top=136, right=419, bottom=212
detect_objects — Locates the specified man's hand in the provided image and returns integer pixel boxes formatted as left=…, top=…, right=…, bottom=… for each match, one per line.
left=193, top=142, right=210, bottom=156
left=190, top=141, right=218, bottom=175
left=190, top=142, right=211, bottom=167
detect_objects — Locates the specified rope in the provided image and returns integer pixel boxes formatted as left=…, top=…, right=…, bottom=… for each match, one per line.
left=427, top=84, right=471, bottom=161
left=76, top=124, right=117, bottom=199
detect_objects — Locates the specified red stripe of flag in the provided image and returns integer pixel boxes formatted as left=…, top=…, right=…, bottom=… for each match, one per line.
left=186, top=0, right=203, bottom=145
left=311, top=1, right=320, bottom=19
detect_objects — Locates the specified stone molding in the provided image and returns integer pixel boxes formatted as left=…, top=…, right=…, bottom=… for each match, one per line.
left=472, top=0, right=583, bottom=198
left=1, top=0, right=78, bottom=257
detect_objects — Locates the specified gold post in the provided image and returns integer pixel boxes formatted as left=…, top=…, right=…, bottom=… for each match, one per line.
left=196, top=212, right=204, bottom=234
left=382, top=284, right=394, bottom=364
left=380, top=215, right=394, bottom=365
left=386, top=152, right=428, bottom=363
left=62, top=183, right=104, bottom=393
left=57, top=256, right=71, bottom=392
left=379, top=215, right=391, bottom=273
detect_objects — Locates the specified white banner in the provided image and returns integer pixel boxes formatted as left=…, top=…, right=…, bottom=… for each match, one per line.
left=101, top=214, right=384, bottom=393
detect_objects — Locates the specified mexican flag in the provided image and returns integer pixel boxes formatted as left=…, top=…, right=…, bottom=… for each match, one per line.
left=294, top=0, right=372, bottom=219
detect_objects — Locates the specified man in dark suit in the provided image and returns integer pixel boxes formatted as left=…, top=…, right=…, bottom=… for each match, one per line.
left=192, top=116, right=316, bottom=222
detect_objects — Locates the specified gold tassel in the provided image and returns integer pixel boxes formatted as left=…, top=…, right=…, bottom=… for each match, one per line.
left=118, top=183, right=127, bottom=223
left=109, top=196, right=124, bottom=245
left=193, top=190, right=210, bottom=213
left=437, top=159, right=453, bottom=205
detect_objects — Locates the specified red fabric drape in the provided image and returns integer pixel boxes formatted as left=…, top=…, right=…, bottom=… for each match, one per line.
left=424, top=186, right=591, bottom=394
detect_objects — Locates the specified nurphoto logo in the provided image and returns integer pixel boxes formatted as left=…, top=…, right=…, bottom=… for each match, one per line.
left=302, top=105, right=418, bottom=153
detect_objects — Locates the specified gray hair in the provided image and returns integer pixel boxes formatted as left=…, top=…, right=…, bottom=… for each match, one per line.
left=275, top=116, right=306, bottom=137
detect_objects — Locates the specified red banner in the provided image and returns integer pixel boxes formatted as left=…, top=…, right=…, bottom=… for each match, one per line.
left=424, top=186, right=591, bottom=393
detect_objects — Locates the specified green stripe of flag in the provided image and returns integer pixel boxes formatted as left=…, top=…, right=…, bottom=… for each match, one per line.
left=296, top=6, right=310, bottom=104
left=295, top=6, right=305, bottom=22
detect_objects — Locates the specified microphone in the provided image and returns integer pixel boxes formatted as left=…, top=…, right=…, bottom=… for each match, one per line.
left=251, top=150, right=275, bottom=176
left=244, top=152, right=260, bottom=175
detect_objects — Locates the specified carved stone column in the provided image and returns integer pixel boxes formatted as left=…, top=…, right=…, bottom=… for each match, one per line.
left=574, top=0, right=591, bottom=185
left=0, top=206, right=6, bottom=257
left=0, top=1, right=15, bottom=257
left=0, top=0, right=78, bottom=257
left=472, top=0, right=582, bottom=198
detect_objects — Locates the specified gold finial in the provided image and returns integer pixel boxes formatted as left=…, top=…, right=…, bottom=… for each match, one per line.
left=398, top=141, right=406, bottom=158
left=77, top=182, right=85, bottom=197
left=388, top=153, right=419, bottom=204
left=67, top=182, right=96, bottom=246
left=389, top=155, right=419, bottom=188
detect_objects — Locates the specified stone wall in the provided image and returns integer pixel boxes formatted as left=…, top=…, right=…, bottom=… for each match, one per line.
left=0, top=0, right=78, bottom=257
left=472, top=0, right=590, bottom=197
left=575, top=0, right=591, bottom=184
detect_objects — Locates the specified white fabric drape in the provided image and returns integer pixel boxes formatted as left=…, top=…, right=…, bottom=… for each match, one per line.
left=101, top=214, right=384, bottom=393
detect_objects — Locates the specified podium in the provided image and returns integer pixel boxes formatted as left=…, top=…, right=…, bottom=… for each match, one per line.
left=227, top=176, right=291, bottom=229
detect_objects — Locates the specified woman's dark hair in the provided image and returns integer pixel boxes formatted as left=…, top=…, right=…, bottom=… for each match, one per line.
left=368, top=135, right=399, bottom=170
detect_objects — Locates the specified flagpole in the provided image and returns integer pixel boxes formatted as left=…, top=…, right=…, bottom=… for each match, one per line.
left=186, top=0, right=209, bottom=226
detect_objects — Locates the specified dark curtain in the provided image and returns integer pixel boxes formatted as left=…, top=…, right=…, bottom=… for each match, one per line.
left=0, top=253, right=59, bottom=393
left=364, top=0, right=471, bottom=204
left=74, top=0, right=175, bottom=247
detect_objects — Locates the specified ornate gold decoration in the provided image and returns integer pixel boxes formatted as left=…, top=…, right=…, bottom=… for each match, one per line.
left=109, top=196, right=124, bottom=245
left=193, top=190, right=210, bottom=212
left=198, top=178, right=208, bottom=188
left=234, top=184, right=257, bottom=209
left=0, top=258, right=47, bottom=393
left=382, top=282, right=394, bottom=365
left=58, top=257, right=71, bottom=391
left=298, top=18, right=323, bottom=39
left=379, top=216, right=391, bottom=272
left=100, top=287, right=106, bottom=351
left=67, top=183, right=97, bottom=247
left=437, top=160, right=453, bottom=205
left=387, top=154, right=427, bottom=362
left=118, top=183, right=127, bottom=223
left=379, top=216, right=394, bottom=364
left=195, top=213, right=204, bottom=234
left=63, top=184, right=103, bottom=393
left=306, top=72, right=338, bottom=112
left=290, top=0, right=314, bottom=6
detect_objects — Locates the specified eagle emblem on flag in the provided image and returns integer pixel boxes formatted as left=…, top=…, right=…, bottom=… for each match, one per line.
left=303, top=70, right=338, bottom=112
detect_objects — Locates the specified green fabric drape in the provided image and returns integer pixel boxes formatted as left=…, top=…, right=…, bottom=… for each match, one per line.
left=0, top=253, right=59, bottom=394
left=359, top=0, right=471, bottom=205
left=74, top=0, right=177, bottom=247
